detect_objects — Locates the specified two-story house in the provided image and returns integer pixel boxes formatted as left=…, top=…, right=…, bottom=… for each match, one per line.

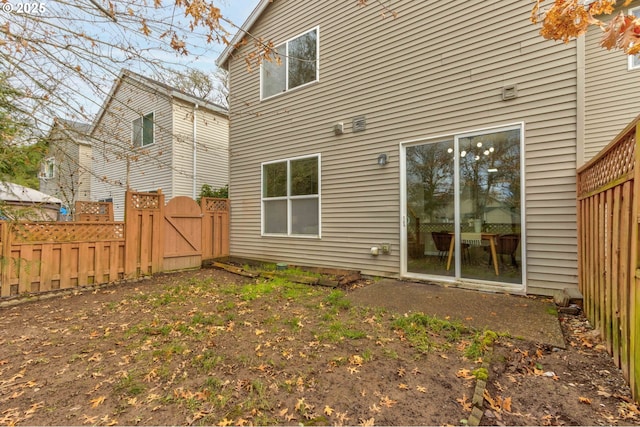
left=39, top=118, right=93, bottom=217
left=90, top=69, right=229, bottom=220
left=217, top=0, right=638, bottom=296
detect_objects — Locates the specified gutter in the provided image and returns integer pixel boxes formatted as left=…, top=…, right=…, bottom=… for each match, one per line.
left=193, top=103, right=198, bottom=199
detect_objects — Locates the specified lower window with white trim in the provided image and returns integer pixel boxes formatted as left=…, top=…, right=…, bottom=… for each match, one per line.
left=262, top=154, right=320, bottom=237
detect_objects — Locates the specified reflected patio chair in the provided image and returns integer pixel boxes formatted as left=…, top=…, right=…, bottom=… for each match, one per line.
left=488, top=233, right=520, bottom=268
left=431, top=231, right=469, bottom=263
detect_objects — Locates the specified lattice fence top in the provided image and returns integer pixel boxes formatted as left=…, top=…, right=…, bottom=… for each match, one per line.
left=10, top=222, right=125, bottom=243
left=203, top=198, right=229, bottom=212
left=131, top=193, right=161, bottom=210
left=578, top=131, right=635, bottom=197
left=76, top=201, right=111, bottom=216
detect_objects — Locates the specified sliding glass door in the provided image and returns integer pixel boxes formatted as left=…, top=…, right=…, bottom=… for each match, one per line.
left=404, top=125, right=523, bottom=286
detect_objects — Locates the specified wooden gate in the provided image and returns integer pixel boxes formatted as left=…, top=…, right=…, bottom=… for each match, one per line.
left=163, top=196, right=203, bottom=271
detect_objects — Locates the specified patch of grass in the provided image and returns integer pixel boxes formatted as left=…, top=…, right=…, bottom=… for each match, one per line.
left=190, top=312, right=222, bottom=327
left=193, top=350, right=225, bottom=372
left=323, top=290, right=351, bottom=311
left=382, top=348, right=399, bottom=359
left=239, top=280, right=278, bottom=301
left=114, top=372, right=145, bottom=397
left=392, top=313, right=468, bottom=354
left=361, top=348, right=374, bottom=362
left=465, top=330, right=499, bottom=360
left=472, top=367, right=489, bottom=381
left=152, top=342, right=187, bottom=361
left=282, top=282, right=312, bottom=301
left=546, top=306, right=558, bottom=316
left=318, top=321, right=366, bottom=342
left=284, top=316, right=304, bottom=332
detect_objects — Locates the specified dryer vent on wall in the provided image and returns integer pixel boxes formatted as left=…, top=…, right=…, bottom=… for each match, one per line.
left=502, top=84, right=518, bottom=100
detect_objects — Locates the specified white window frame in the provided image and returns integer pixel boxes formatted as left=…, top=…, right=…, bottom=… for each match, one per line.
left=132, top=112, right=155, bottom=147
left=260, top=27, right=320, bottom=100
left=261, top=153, right=321, bottom=238
left=42, top=157, right=55, bottom=179
left=629, top=6, right=640, bottom=70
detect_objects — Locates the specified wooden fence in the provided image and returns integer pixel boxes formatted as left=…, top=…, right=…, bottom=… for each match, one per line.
left=577, top=115, right=640, bottom=400
left=75, top=200, right=114, bottom=222
left=0, top=191, right=230, bottom=298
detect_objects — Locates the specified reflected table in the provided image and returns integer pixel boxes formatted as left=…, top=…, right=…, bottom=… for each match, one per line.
left=446, top=233, right=499, bottom=276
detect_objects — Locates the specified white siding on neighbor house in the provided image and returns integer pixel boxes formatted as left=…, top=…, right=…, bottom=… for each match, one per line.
left=171, top=99, right=229, bottom=199
left=226, top=0, right=578, bottom=294
left=92, top=76, right=174, bottom=220
left=583, top=0, right=640, bottom=162
left=40, top=126, right=92, bottom=209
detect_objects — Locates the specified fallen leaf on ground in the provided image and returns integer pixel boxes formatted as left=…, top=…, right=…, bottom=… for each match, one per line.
left=324, top=405, right=334, bottom=416
left=457, top=394, right=472, bottom=412
left=456, top=368, right=474, bottom=380
left=90, top=396, right=105, bottom=408
left=579, top=396, right=592, bottom=404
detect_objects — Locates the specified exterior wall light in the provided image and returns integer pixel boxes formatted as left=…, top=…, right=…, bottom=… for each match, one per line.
left=377, top=153, right=388, bottom=166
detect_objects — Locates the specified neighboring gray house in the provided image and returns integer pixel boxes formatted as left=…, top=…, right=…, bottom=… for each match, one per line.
left=90, top=69, right=229, bottom=220
left=39, top=118, right=93, bottom=216
left=217, top=0, right=636, bottom=296
left=0, top=182, right=63, bottom=221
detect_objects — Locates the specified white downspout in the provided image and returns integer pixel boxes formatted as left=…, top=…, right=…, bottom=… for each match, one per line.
left=193, top=103, right=198, bottom=199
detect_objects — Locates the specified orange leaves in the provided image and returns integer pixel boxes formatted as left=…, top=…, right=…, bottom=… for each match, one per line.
left=456, top=368, right=475, bottom=380
left=532, top=0, right=640, bottom=56
left=457, top=394, right=472, bottom=412
left=89, top=395, right=105, bottom=408
left=601, top=12, right=640, bottom=53
left=483, top=389, right=512, bottom=413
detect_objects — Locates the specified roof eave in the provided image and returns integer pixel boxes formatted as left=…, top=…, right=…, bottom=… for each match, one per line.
left=216, top=0, right=272, bottom=69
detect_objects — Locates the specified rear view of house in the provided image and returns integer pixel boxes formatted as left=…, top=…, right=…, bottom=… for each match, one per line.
left=90, top=69, right=229, bottom=219
left=218, top=0, right=582, bottom=295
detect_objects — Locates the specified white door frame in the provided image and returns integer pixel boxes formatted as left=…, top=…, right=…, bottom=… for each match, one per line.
left=399, top=122, right=527, bottom=294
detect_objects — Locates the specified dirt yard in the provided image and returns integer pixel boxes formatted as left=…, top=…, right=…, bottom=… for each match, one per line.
left=0, top=267, right=637, bottom=426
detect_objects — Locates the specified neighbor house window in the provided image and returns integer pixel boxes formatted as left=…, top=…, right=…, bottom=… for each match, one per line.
left=42, top=157, right=55, bottom=179
left=261, top=27, right=319, bottom=99
left=262, top=154, right=320, bottom=236
left=629, top=7, right=640, bottom=70
left=132, top=112, right=154, bottom=147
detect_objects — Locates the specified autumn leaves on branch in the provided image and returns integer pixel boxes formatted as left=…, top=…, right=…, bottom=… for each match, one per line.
left=532, top=0, right=640, bottom=54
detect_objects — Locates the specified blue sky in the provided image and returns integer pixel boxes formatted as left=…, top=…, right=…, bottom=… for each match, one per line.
left=176, top=0, right=261, bottom=71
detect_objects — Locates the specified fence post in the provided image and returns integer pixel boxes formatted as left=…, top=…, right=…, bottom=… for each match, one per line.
left=154, top=190, right=165, bottom=273
left=632, top=122, right=640, bottom=401
left=0, top=222, right=10, bottom=297
left=124, top=190, right=138, bottom=279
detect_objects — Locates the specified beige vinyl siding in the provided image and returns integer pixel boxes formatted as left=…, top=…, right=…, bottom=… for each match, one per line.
left=227, top=0, right=578, bottom=294
left=92, top=77, right=174, bottom=220
left=172, top=100, right=229, bottom=198
left=583, top=0, right=640, bottom=162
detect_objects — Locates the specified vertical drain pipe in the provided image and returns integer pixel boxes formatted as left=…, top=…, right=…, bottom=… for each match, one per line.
left=192, top=103, right=198, bottom=199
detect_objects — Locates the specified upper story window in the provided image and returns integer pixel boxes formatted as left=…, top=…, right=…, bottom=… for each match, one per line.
left=262, top=154, right=320, bottom=237
left=261, top=27, right=319, bottom=99
left=629, top=7, right=640, bottom=70
left=132, top=112, right=154, bottom=147
left=41, top=157, right=55, bottom=179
